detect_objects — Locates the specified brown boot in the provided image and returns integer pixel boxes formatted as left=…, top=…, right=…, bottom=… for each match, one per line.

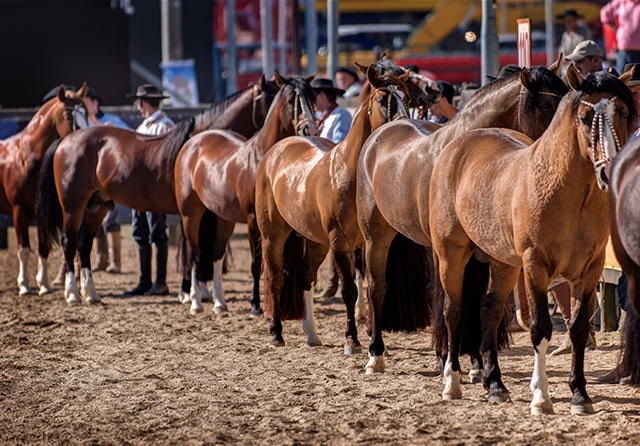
left=93, top=235, right=108, bottom=271
left=106, top=232, right=122, bottom=274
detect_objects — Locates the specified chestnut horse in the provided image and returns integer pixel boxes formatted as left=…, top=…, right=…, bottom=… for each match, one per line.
left=0, top=84, right=88, bottom=296
left=356, top=61, right=569, bottom=375
left=429, top=68, right=636, bottom=414
left=37, top=76, right=280, bottom=305
left=255, top=65, right=440, bottom=350
left=174, top=72, right=318, bottom=317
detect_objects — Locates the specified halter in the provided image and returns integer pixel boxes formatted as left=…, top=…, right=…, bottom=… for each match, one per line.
left=252, top=91, right=264, bottom=130
left=516, top=88, right=563, bottom=129
left=368, top=85, right=410, bottom=122
left=68, top=104, right=88, bottom=131
left=579, top=96, right=623, bottom=190
left=293, top=88, right=317, bottom=136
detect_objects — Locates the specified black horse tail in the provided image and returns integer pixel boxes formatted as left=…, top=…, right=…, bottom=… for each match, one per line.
left=431, top=255, right=510, bottom=358
left=381, top=234, right=432, bottom=332
left=263, top=232, right=306, bottom=320
left=36, top=139, right=63, bottom=250
left=623, top=304, right=640, bottom=385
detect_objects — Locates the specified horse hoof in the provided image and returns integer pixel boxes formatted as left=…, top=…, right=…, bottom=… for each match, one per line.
left=270, top=339, right=285, bottom=348
left=18, top=285, right=31, bottom=296
left=344, top=344, right=362, bottom=355
left=487, top=389, right=511, bottom=404
left=364, top=355, right=385, bottom=374
left=469, top=368, right=482, bottom=384
left=307, top=337, right=322, bottom=347
left=531, top=403, right=554, bottom=415
left=442, top=389, right=463, bottom=401
left=177, top=291, right=191, bottom=304
left=570, top=402, right=594, bottom=415
left=66, top=293, right=82, bottom=306
left=190, top=306, right=204, bottom=315
left=213, top=305, right=228, bottom=316
left=38, top=285, right=52, bottom=296
left=250, top=306, right=263, bottom=318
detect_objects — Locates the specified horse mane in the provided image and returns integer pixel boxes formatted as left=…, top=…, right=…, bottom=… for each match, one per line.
left=281, top=75, right=316, bottom=103
left=161, top=118, right=196, bottom=179
left=192, top=85, right=253, bottom=133
left=571, top=72, right=638, bottom=124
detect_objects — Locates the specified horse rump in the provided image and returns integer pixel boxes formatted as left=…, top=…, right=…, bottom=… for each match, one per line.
left=381, top=234, right=432, bottom=332
left=263, top=232, right=306, bottom=320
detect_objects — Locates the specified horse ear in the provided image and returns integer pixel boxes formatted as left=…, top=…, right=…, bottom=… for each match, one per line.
left=549, top=53, right=563, bottom=75
left=366, top=64, right=382, bottom=88
left=56, top=85, right=66, bottom=102
left=355, top=61, right=368, bottom=75
left=258, top=74, right=267, bottom=89
left=519, top=67, right=534, bottom=89
left=566, top=64, right=584, bottom=91
left=273, top=70, right=286, bottom=87
left=305, top=72, right=316, bottom=83
left=77, top=82, right=88, bottom=97
left=619, top=64, right=638, bottom=85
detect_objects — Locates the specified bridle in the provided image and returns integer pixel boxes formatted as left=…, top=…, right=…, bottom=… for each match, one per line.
left=517, top=87, right=563, bottom=130
left=368, top=84, right=410, bottom=122
left=63, top=102, right=88, bottom=132
left=579, top=95, right=623, bottom=190
left=293, top=87, right=317, bottom=136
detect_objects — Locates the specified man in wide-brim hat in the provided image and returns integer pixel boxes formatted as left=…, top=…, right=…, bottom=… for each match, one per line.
left=557, top=8, right=590, bottom=63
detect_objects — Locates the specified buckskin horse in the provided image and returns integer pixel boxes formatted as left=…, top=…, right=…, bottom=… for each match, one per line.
left=355, top=58, right=569, bottom=376
left=255, top=64, right=440, bottom=351
left=174, top=71, right=317, bottom=317
left=37, top=76, right=279, bottom=305
left=429, top=67, right=636, bottom=414
left=0, top=84, right=88, bottom=296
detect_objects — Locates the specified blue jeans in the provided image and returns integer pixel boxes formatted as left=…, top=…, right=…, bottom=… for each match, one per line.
left=131, top=211, right=168, bottom=245
left=616, top=50, right=640, bottom=76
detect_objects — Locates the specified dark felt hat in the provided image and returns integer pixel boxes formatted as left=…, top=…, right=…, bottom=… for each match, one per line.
left=310, top=78, right=345, bottom=96
left=335, top=66, right=359, bottom=80
left=486, top=64, right=522, bottom=82
left=436, top=80, right=455, bottom=103
left=557, top=9, right=583, bottom=20
left=42, top=84, right=76, bottom=103
left=85, top=86, right=104, bottom=105
left=623, top=63, right=640, bottom=86
left=127, top=83, right=168, bottom=100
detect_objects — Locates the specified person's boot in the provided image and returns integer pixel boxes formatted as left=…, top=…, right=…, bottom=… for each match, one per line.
left=145, top=241, right=169, bottom=296
left=320, top=256, right=340, bottom=298
left=92, top=235, right=109, bottom=272
left=124, top=243, right=152, bottom=296
left=106, top=232, right=122, bottom=274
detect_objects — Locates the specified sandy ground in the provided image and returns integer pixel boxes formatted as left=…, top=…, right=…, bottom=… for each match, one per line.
left=1, top=225, right=639, bottom=446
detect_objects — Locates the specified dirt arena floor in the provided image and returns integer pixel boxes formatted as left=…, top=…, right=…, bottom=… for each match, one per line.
left=1, top=224, right=639, bottom=445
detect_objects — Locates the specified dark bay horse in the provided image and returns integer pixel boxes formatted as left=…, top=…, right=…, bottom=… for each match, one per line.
left=356, top=60, right=569, bottom=375
left=174, top=72, right=317, bottom=316
left=429, top=67, right=636, bottom=414
left=255, top=65, right=439, bottom=350
left=37, top=76, right=280, bottom=305
left=0, top=84, right=88, bottom=296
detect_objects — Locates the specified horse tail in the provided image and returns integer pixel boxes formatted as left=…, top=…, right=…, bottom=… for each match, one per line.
left=623, top=304, right=640, bottom=385
left=36, top=139, right=63, bottom=249
left=197, top=210, right=217, bottom=282
left=431, top=254, right=448, bottom=357
left=263, top=232, right=306, bottom=320
left=381, top=234, right=432, bottom=332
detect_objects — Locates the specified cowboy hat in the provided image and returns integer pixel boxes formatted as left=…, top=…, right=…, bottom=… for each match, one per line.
left=557, top=9, right=583, bottom=20
left=623, top=63, right=640, bottom=86
left=310, top=78, right=345, bottom=96
left=127, top=83, right=168, bottom=100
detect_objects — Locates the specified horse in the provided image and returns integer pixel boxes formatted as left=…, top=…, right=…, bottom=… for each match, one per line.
left=255, top=64, right=440, bottom=351
left=355, top=60, right=569, bottom=375
left=173, top=71, right=318, bottom=317
left=429, top=67, right=636, bottom=415
left=37, top=76, right=280, bottom=305
left=0, top=83, right=89, bottom=296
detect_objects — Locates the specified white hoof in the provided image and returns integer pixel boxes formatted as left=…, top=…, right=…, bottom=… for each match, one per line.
left=81, top=288, right=101, bottom=304
left=190, top=301, right=204, bottom=315
left=213, top=304, right=228, bottom=316
left=469, top=368, right=482, bottom=384
left=18, top=285, right=31, bottom=296
left=306, top=335, right=322, bottom=347
left=38, top=285, right=52, bottom=296
left=442, top=385, right=463, bottom=401
left=65, top=291, right=82, bottom=306
left=365, top=355, right=385, bottom=374
left=531, top=393, right=554, bottom=415
left=178, top=290, right=191, bottom=304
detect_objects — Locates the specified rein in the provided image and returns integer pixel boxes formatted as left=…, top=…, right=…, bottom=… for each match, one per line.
left=579, top=96, right=623, bottom=190
left=368, top=85, right=409, bottom=122
left=293, top=89, right=317, bottom=136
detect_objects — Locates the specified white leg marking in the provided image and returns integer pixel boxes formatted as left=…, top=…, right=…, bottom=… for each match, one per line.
left=302, top=290, right=321, bottom=346
left=212, top=259, right=228, bottom=315
left=36, top=256, right=52, bottom=295
left=189, top=268, right=203, bottom=315
left=365, top=354, right=385, bottom=375
left=80, top=267, right=100, bottom=304
left=65, top=271, right=82, bottom=305
left=17, top=247, right=31, bottom=296
left=442, top=358, right=463, bottom=400
left=530, top=338, right=554, bottom=415
left=354, top=269, right=367, bottom=323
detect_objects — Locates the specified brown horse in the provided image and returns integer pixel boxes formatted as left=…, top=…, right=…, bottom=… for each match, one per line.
left=0, top=84, right=88, bottom=296
left=429, top=67, right=636, bottom=414
left=255, top=64, right=439, bottom=350
left=355, top=60, right=569, bottom=375
left=174, top=72, right=318, bottom=317
left=37, top=76, right=280, bottom=305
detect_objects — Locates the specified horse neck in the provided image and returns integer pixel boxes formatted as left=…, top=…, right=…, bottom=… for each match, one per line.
left=431, top=80, right=520, bottom=155
left=21, top=102, right=63, bottom=159
left=335, top=101, right=374, bottom=172
left=192, top=88, right=256, bottom=138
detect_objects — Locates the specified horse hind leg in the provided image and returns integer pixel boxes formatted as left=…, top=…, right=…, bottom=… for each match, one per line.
left=333, top=249, right=362, bottom=354
left=300, top=240, right=328, bottom=347
left=568, top=286, right=597, bottom=415
left=354, top=248, right=368, bottom=324
left=36, top=221, right=52, bottom=295
left=209, top=219, right=235, bottom=316
left=77, top=217, right=102, bottom=304
left=13, top=206, right=33, bottom=296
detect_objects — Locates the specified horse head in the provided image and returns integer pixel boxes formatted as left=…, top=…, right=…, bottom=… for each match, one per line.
left=52, top=82, right=89, bottom=137
left=251, top=74, right=281, bottom=131
left=517, top=65, right=569, bottom=140
left=567, top=65, right=637, bottom=190
left=272, top=70, right=318, bottom=136
left=362, top=65, right=413, bottom=129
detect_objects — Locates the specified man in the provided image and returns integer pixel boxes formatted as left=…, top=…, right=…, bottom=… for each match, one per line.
left=125, top=84, right=174, bottom=296
left=428, top=81, right=457, bottom=124
left=310, top=77, right=353, bottom=298
left=601, top=0, right=640, bottom=74
left=565, top=40, right=604, bottom=77
left=83, top=87, right=129, bottom=275
left=334, top=66, right=362, bottom=99
left=557, top=9, right=589, bottom=58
